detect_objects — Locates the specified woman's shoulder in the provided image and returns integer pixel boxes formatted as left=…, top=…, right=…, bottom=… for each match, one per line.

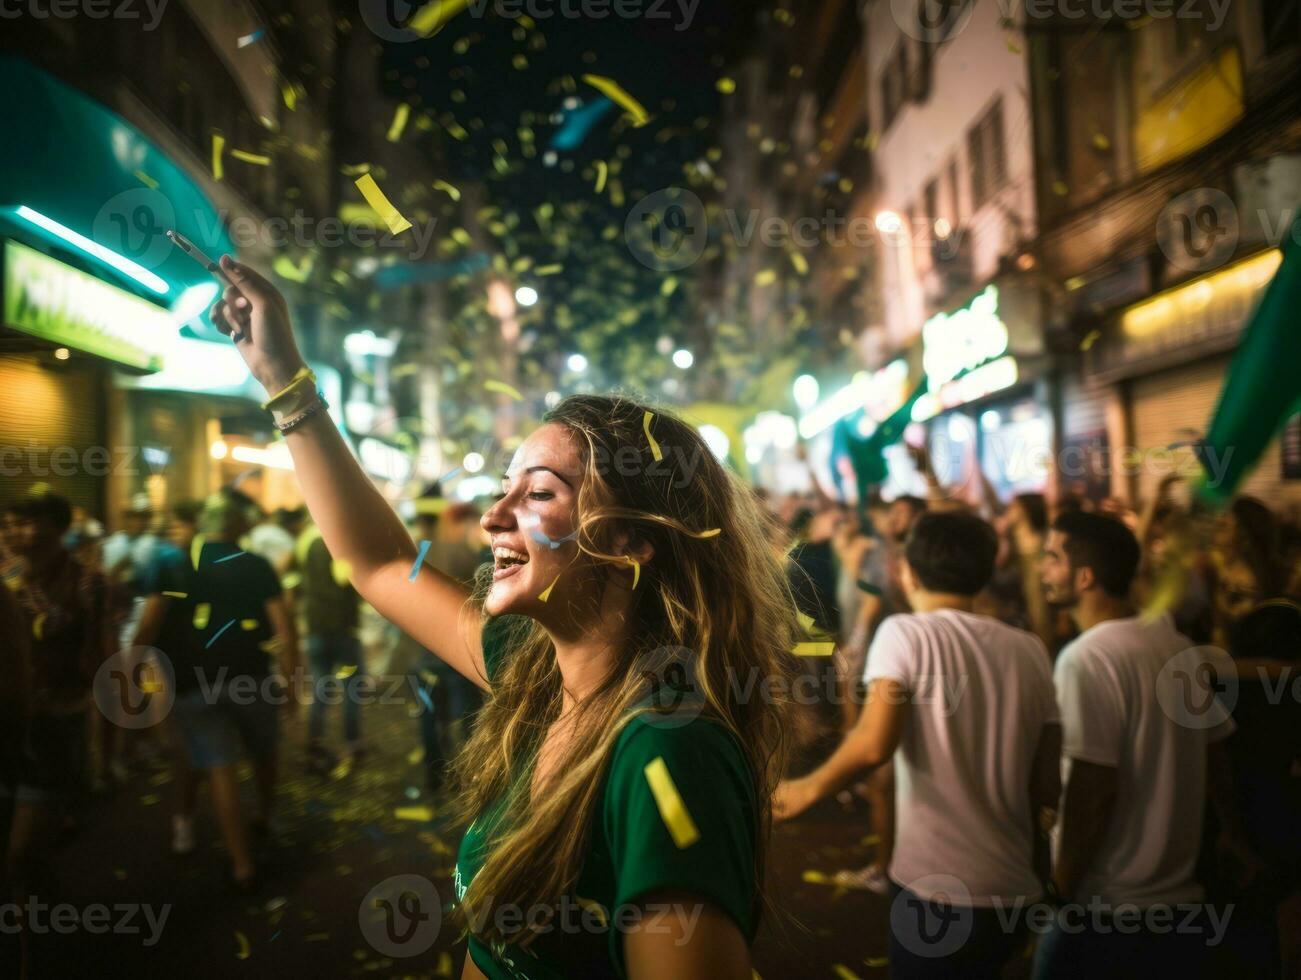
left=609, top=712, right=753, bottom=793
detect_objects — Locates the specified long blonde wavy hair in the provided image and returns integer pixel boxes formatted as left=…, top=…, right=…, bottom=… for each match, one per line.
left=450, top=393, right=804, bottom=948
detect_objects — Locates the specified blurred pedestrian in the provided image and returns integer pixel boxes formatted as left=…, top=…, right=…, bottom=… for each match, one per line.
left=1, top=488, right=110, bottom=881
left=1036, top=511, right=1258, bottom=979
left=297, top=520, right=364, bottom=775
left=776, top=512, right=1060, bottom=976
left=133, top=489, right=298, bottom=891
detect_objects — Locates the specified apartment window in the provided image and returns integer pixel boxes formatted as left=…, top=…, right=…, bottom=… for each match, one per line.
left=967, top=98, right=1006, bottom=209
left=879, top=43, right=908, bottom=131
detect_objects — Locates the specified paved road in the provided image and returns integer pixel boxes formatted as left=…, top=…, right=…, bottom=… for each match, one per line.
left=9, top=698, right=923, bottom=980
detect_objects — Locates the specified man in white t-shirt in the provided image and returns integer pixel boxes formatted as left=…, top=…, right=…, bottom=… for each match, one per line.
left=776, top=511, right=1061, bottom=978
left=1035, top=510, right=1257, bottom=979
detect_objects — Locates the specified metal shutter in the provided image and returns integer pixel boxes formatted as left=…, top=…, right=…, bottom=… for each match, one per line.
left=0, top=355, right=108, bottom=517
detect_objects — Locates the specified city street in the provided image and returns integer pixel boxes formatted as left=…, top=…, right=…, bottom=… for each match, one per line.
left=16, top=699, right=901, bottom=980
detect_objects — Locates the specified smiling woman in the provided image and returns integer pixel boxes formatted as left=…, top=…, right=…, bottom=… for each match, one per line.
left=209, top=256, right=804, bottom=979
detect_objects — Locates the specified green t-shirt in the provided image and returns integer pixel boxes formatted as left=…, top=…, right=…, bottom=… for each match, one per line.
left=454, top=616, right=759, bottom=979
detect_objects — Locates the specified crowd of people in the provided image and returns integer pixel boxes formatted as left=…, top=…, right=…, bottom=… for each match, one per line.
left=768, top=449, right=1301, bottom=978
left=1, top=266, right=1298, bottom=978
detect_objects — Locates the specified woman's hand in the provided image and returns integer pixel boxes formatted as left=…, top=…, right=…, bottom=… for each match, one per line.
left=208, top=255, right=307, bottom=396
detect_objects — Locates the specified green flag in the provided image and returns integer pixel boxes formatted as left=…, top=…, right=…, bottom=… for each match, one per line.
left=1197, top=221, right=1301, bottom=504
left=843, top=380, right=926, bottom=488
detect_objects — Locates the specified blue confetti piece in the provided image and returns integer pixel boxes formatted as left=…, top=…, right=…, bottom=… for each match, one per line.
left=237, top=28, right=265, bottom=48
left=270, top=931, right=280, bottom=942
left=529, top=528, right=579, bottom=550
left=205, top=619, right=237, bottom=648
left=439, top=466, right=462, bottom=482
left=214, top=551, right=247, bottom=563
left=408, top=539, right=431, bottom=581
left=416, top=684, right=434, bottom=713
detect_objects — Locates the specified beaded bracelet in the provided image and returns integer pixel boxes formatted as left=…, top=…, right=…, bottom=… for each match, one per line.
left=273, top=395, right=329, bottom=434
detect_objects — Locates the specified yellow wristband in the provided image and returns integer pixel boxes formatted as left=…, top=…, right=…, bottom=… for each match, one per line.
left=262, top=366, right=315, bottom=410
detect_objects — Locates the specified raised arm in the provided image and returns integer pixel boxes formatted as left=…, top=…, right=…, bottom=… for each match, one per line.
left=210, top=256, right=488, bottom=689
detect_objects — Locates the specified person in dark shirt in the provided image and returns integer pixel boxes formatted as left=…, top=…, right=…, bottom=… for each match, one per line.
left=297, top=522, right=364, bottom=774
left=133, top=489, right=296, bottom=891
left=1, top=488, right=110, bottom=888
left=787, top=507, right=841, bottom=636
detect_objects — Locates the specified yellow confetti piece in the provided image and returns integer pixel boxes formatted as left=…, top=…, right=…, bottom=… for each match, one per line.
left=340, top=162, right=371, bottom=176
left=162, top=590, right=188, bottom=599
left=433, top=179, right=461, bottom=200
left=793, top=642, right=837, bottom=656
left=538, top=574, right=561, bottom=603
left=485, top=379, right=524, bottom=401
left=387, top=104, right=411, bottom=143
left=582, top=73, right=650, bottom=127
left=435, top=952, right=453, bottom=977
left=625, top=557, right=640, bottom=590
left=833, top=966, right=863, bottom=980
left=211, top=134, right=225, bottom=181
left=230, top=149, right=271, bottom=166
left=575, top=896, right=608, bottom=927
left=642, top=411, right=663, bottom=461
left=139, top=793, right=160, bottom=806
left=802, top=869, right=835, bottom=885
left=134, top=169, right=159, bottom=189
left=191, top=534, right=205, bottom=571
left=281, top=81, right=301, bottom=111
left=32, top=612, right=46, bottom=640
left=861, top=833, right=881, bottom=846
left=790, top=251, right=809, bottom=276
left=334, top=664, right=358, bottom=679
left=755, top=268, right=777, bottom=286
left=406, top=746, right=424, bottom=765
left=535, top=264, right=563, bottom=275
left=865, top=957, right=889, bottom=969
left=237, top=619, right=258, bottom=631
left=235, top=931, right=251, bottom=960
left=594, top=159, right=608, bottom=193
left=394, top=806, right=434, bottom=822
left=643, top=757, right=699, bottom=849
left=354, top=173, right=412, bottom=235
left=409, top=0, right=472, bottom=36
left=193, top=603, right=211, bottom=630
left=716, top=77, right=736, bottom=94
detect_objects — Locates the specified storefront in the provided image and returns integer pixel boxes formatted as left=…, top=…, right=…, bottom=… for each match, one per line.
left=1082, top=247, right=1299, bottom=508
left=1, top=239, right=172, bottom=516
left=913, top=279, right=1053, bottom=503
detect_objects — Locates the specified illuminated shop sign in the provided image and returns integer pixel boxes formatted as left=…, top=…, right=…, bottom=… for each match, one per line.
left=2, top=239, right=171, bottom=370
left=915, top=284, right=1017, bottom=420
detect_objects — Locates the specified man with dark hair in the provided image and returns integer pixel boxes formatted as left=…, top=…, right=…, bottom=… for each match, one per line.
left=776, top=510, right=1061, bottom=977
left=1036, top=511, right=1254, bottom=978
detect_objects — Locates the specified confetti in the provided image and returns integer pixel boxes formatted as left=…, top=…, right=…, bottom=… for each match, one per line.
left=134, top=170, right=159, bottom=189
left=435, top=952, right=454, bottom=977
left=193, top=603, right=211, bottom=630
left=241, top=619, right=259, bottom=630
left=534, top=264, right=563, bottom=275
left=234, top=931, right=251, bottom=960
left=409, top=540, right=431, bottom=581
left=191, top=535, right=206, bottom=570
left=644, top=757, right=699, bottom=848
left=625, top=556, right=640, bottom=590
left=394, top=806, right=435, bottom=822
left=354, top=173, right=412, bottom=235
left=538, top=574, right=561, bottom=603
left=206, top=619, right=237, bottom=648
left=484, top=379, right=524, bottom=401
left=865, top=958, right=889, bottom=969
left=139, top=793, right=160, bottom=806
left=594, top=160, right=608, bottom=193
left=409, top=0, right=472, bottom=37
left=162, top=590, right=188, bottom=599
left=432, top=179, right=461, bottom=200
left=230, top=149, right=271, bottom=166
left=642, top=411, right=663, bottom=461
left=833, top=966, right=863, bottom=980
left=214, top=550, right=247, bottom=563
left=335, top=665, right=358, bottom=679
left=581, top=74, right=650, bottom=127
left=211, top=133, right=225, bottom=181
left=793, top=642, right=837, bottom=656
left=237, top=28, right=265, bottom=47
left=407, top=747, right=425, bottom=765
left=32, top=613, right=46, bottom=639
left=387, top=104, right=410, bottom=143
left=575, top=896, right=608, bottom=928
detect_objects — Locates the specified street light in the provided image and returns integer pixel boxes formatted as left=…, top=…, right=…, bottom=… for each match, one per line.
left=463, top=452, right=485, bottom=474
left=567, top=353, right=588, bottom=372
left=672, top=348, right=694, bottom=369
